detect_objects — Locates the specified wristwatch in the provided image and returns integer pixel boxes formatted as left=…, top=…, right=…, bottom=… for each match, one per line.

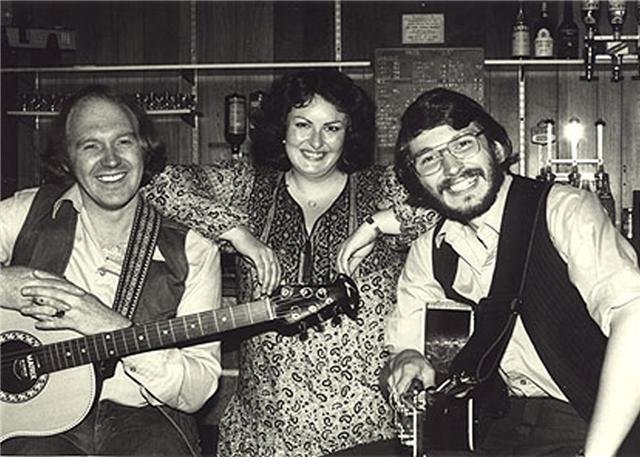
left=364, top=215, right=382, bottom=236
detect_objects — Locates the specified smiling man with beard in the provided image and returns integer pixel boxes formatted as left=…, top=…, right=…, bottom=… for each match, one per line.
left=336, top=88, right=640, bottom=456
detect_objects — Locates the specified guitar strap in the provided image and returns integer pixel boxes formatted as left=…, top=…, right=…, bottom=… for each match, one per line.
left=111, top=197, right=161, bottom=320
left=435, top=178, right=551, bottom=398
left=96, top=197, right=161, bottom=378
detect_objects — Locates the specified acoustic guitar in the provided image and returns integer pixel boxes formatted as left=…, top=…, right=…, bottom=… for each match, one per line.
left=0, top=274, right=359, bottom=442
left=392, top=301, right=476, bottom=457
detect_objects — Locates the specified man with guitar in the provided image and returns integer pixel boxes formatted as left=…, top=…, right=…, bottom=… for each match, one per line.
left=0, top=85, right=223, bottom=455
left=337, top=88, right=640, bottom=456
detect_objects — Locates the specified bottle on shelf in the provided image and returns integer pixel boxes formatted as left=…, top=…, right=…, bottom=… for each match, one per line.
left=621, top=207, right=633, bottom=240
left=568, top=165, right=582, bottom=188
left=534, top=1, right=555, bottom=58
left=248, top=89, right=265, bottom=142
left=595, top=164, right=616, bottom=223
left=512, top=2, right=531, bottom=58
left=224, top=93, right=247, bottom=156
left=557, top=0, right=580, bottom=58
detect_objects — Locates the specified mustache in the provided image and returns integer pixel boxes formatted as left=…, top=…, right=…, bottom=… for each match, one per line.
left=438, top=169, right=485, bottom=193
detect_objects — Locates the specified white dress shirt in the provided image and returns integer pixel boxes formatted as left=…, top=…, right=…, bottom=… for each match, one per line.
left=0, top=185, right=222, bottom=413
left=387, top=175, right=640, bottom=400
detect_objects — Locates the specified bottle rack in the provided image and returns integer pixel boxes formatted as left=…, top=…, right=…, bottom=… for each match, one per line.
left=1, top=60, right=371, bottom=162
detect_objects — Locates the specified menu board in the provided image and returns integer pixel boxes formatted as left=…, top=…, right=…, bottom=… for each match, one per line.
left=375, top=48, right=485, bottom=164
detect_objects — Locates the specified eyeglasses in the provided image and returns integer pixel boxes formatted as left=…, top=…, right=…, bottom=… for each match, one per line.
left=411, top=130, right=484, bottom=177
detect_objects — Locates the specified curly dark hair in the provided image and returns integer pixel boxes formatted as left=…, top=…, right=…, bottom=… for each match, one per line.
left=251, top=69, right=375, bottom=173
left=394, top=88, right=515, bottom=207
left=42, top=84, right=166, bottom=187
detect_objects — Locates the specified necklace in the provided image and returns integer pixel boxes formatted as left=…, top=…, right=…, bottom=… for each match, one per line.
left=285, top=170, right=347, bottom=211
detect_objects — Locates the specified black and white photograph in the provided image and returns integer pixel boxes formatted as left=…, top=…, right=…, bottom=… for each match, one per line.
left=1, top=1, right=639, bottom=456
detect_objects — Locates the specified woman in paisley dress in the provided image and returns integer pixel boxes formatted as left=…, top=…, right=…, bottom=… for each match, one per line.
left=143, top=69, right=437, bottom=456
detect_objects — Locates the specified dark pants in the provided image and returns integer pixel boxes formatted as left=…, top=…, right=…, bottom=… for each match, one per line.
left=326, top=398, right=587, bottom=457
left=478, top=397, right=587, bottom=456
left=1, top=400, right=200, bottom=456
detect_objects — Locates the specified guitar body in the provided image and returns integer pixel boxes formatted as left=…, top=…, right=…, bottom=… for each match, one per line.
left=394, top=302, right=476, bottom=455
left=1, top=309, right=96, bottom=442
left=423, top=304, right=475, bottom=452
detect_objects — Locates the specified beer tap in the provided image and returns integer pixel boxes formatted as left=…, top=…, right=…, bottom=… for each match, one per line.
left=632, top=0, right=640, bottom=80
left=608, top=0, right=627, bottom=81
left=581, top=0, right=601, bottom=81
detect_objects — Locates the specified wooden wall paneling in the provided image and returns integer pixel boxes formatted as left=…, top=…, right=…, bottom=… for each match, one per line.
left=524, top=68, right=559, bottom=179
left=620, top=77, right=640, bottom=208
left=596, top=69, right=623, bottom=225
left=1, top=73, right=19, bottom=197
left=485, top=68, right=519, bottom=172
left=274, top=1, right=332, bottom=62
left=197, top=1, right=273, bottom=63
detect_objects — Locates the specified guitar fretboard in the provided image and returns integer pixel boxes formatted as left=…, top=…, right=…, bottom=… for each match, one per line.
left=35, top=299, right=274, bottom=374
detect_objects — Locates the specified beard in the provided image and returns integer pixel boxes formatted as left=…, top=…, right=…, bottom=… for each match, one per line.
left=416, top=160, right=505, bottom=224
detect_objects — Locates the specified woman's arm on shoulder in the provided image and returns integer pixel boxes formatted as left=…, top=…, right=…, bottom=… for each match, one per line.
left=377, top=164, right=440, bottom=242
left=142, top=160, right=253, bottom=242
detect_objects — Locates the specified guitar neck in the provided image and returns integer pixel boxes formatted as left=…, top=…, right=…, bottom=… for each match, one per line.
left=36, top=298, right=275, bottom=374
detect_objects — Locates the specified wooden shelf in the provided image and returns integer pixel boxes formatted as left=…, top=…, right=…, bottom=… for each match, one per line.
left=485, top=55, right=639, bottom=66
left=0, top=60, right=371, bottom=74
left=7, top=109, right=195, bottom=116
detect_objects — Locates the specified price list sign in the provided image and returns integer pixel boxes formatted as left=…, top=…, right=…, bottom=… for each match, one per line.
left=374, top=48, right=485, bottom=164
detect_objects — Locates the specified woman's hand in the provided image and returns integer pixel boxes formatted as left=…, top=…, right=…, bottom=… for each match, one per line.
left=336, top=208, right=402, bottom=276
left=221, top=226, right=281, bottom=295
left=336, top=222, right=378, bottom=276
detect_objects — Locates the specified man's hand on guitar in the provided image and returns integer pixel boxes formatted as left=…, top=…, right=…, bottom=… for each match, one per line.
left=387, top=348, right=437, bottom=400
left=20, top=275, right=131, bottom=335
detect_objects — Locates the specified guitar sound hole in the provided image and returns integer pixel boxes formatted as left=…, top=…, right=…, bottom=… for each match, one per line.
left=0, top=334, right=48, bottom=403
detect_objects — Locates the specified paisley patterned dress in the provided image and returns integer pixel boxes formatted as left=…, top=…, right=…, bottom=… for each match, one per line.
left=143, top=160, right=437, bottom=457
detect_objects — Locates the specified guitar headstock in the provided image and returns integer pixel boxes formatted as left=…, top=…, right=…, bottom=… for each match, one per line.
left=270, top=273, right=359, bottom=325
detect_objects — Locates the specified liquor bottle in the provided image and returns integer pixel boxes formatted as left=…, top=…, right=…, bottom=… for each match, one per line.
left=568, top=165, right=582, bottom=188
left=248, top=89, right=265, bottom=142
left=608, top=0, right=627, bottom=39
left=595, top=165, right=616, bottom=223
left=512, top=2, right=530, bottom=58
left=557, top=1, right=580, bottom=58
left=534, top=2, right=554, bottom=58
left=224, top=93, right=247, bottom=155
left=621, top=207, right=633, bottom=240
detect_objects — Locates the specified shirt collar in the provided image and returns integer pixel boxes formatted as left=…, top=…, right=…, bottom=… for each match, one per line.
left=52, top=183, right=84, bottom=218
left=435, top=174, right=513, bottom=247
